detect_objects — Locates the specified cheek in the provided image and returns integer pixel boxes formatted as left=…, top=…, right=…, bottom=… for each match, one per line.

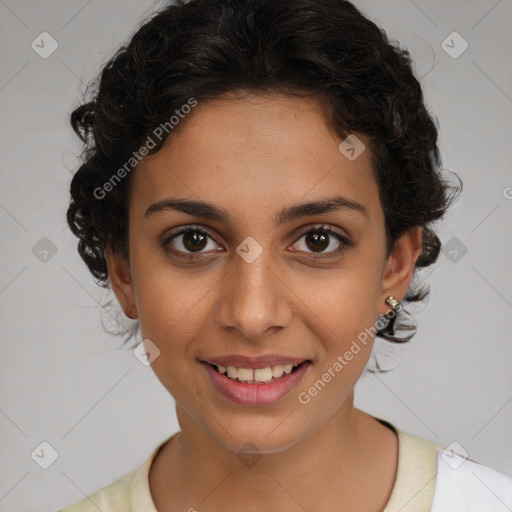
left=291, top=256, right=383, bottom=335
left=136, top=275, right=210, bottom=347
left=124, top=235, right=210, bottom=400
left=135, top=280, right=211, bottom=402
left=294, top=278, right=381, bottom=411
left=128, top=236, right=216, bottom=333
left=293, top=258, right=384, bottom=379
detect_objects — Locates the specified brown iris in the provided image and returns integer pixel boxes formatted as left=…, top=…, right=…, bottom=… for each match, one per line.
left=183, top=231, right=208, bottom=252
left=305, top=230, right=329, bottom=252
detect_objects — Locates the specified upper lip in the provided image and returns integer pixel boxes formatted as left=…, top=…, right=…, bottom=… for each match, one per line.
left=201, top=354, right=309, bottom=369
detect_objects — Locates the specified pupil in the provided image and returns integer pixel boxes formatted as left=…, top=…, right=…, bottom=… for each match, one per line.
left=306, top=231, right=328, bottom=252
left=184, top=231, right=207, bottom=252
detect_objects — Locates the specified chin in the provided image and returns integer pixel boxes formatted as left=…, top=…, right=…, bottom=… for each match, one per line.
left=203, top=413, right=313, bottom=456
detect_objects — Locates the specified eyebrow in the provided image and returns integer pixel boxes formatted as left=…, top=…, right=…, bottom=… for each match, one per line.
left=144, top=195, right=369, bottom=225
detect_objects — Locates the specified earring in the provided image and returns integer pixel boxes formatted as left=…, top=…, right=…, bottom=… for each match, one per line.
left=385, top=295, right=400, bottom=309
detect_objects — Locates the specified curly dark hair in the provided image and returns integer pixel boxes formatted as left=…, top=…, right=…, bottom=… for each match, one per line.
left=67, top=0, right=462, bottom=350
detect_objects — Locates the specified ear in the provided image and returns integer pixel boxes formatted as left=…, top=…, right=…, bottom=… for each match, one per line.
left=378, top=227, right=422, bottom=315
left=105, top=246, right=138, bottom=319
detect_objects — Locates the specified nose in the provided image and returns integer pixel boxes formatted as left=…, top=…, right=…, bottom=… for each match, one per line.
left=214, top=248, right=293, bottom=342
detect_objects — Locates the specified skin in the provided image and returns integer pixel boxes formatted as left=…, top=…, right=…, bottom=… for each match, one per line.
left=106, top=91, right=422, bottom=511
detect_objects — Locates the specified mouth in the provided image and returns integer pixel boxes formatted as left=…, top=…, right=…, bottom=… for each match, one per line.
left=200, top=357, right=311, bottom=406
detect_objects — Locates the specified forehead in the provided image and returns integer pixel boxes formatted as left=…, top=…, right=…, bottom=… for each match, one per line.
left=130, top=93, right=380, bottom=223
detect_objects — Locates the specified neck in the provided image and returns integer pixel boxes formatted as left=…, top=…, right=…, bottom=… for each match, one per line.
left=149, top=398, right=398, bottom=511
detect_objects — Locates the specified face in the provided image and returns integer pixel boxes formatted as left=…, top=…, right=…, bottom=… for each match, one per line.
left=106, top=92, right=421, bottom=454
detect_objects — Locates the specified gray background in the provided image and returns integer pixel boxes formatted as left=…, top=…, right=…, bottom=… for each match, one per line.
left=0, top=1, right=511, bottom=511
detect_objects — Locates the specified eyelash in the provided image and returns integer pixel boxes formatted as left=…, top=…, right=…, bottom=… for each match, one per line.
left=162, top=223, right=353, bottom=260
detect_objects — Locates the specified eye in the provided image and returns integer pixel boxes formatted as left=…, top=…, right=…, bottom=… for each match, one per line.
left=162, top=223, right=352, bottom=259
left=162, top=225, right=222, bottom=257
left=290, top=224, right=352, bottom=256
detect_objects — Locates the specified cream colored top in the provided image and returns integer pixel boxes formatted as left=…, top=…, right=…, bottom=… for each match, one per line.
left=57, top=419, right=443, bottom=511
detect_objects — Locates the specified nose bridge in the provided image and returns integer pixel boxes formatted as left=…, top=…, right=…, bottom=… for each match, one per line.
left=235, top=251, right=274, bottom=300
left=215, top=241, right=292, bottom=339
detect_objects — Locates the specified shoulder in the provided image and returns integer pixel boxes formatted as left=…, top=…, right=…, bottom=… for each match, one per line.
left=55, top=434, right=177, bottom=512
left=431, top=450, right=512, bottom=511
left=56, top=467, right=137, bottom=511
left=381, top=420, right=512, bottom=512
left=381, top=427, right=441, bottom=511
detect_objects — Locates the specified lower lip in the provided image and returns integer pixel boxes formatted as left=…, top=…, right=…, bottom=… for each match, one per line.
left=201, top=361, right=310, bottom=406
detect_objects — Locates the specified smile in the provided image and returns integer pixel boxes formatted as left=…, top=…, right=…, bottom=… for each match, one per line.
left=200, top=357, right=311, bottom=406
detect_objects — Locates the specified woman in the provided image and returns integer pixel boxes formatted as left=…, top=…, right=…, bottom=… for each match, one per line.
left=59, top=0, right=512, bottom=510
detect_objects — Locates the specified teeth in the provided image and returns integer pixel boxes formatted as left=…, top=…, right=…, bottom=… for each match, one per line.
left=254, top=367, right=273, bottom=382
left=215, top=363, right=300, bottom=383
left=237, top=368, right=254, bottom=381
left=272, top=365, right=284, bottom=378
